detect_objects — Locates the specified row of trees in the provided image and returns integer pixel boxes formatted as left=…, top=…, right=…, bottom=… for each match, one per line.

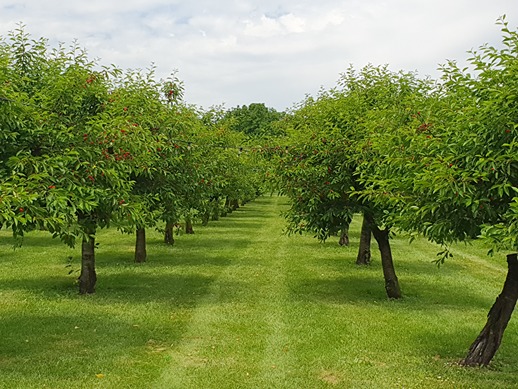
left=1, top=19, right=516, bottom=368
left=0, top=27, right=266, bottom=294
left=271, top=17, right=517, bottom=366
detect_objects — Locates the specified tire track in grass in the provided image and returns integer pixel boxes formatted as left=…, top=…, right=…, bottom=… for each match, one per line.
left=153, top=196, right=298, bottom=388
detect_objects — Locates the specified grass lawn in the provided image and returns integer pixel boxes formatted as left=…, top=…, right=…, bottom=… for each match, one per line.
left=0, top=195, right=517, bottom=388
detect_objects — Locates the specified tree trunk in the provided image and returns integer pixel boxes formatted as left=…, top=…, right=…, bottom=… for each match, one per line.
left=78, top=231, right=96, bottom=294
left=460, top=253, right=518, bottom=366
left=339, top=225, right=350, bottom=246
left=231, top=199, right=240, bottom=210
left=185, top=217, right=194, bottom=234
left=201, top=212, right=210, bottom=226
left=135, top=227, right=147, bottom=263
left=356, top=215, right=372, bottom=265
left=224, top=198, right=232, bottom=214
left=212, top=197, right=221, bottom=220
left=221, top=198, right=228, bottom=217
left=366, top=214, right=401, bottom=299
left=164, top=221, right=175, bottom=245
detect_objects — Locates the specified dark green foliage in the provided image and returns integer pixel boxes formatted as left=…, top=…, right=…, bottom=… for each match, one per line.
left=223, top=103, right=285, bottom=137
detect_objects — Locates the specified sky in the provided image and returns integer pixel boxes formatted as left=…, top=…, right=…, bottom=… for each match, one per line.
left=1, top=1, right=517, bottom=111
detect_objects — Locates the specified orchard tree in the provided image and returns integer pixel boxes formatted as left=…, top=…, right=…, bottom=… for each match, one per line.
left=104, top=69, right=188, bottom=262
left=360, top=18, right=518, bottom=366
left=274, top=65, right=432, bottom=299
left=0, top=27, right=156, bottom=293
left=153, top=76, right=212, bottom=243
left=0, top=26, right=265, bottom=293
left=199, top=106, right=265, bottom=219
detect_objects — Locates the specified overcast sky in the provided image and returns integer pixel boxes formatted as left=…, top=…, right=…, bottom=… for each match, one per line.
left=1, top=1, right=517, bottom=111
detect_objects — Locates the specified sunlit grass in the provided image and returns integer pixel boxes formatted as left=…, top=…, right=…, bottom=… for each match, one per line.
left=0, top=196, right=516, bottom=388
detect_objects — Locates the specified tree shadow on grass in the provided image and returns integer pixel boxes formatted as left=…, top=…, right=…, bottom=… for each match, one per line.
left=289, top=269, right=517, bottom=374
left=0, top=309, right=189, bottom=386
left=290, top=270, right=494, bottom=311
left=0, top=230, right=66, bottom=245
left=0, top=269, right=251, bottom=308
left=200, top=221, right=266, bottom=231
left=401, top=317, right=518, bottom=383
left=94, top=248, right=235, bottom=269
left=233, top=212, right=277, bottom=220
left=0, top=256, right=226, bottom=382
left=289, top=232, right=501, bottom=308
left=290, top=272, right=394, bottom=305
left=1, top=272, right=210, bottom=302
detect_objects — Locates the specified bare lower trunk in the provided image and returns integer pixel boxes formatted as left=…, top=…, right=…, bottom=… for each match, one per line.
left=221, top=198, right=228, bottom=217
left=185, top=217, right=194, bottom=234
left=212, top=197, right=221, bottom=220
left=201, top=212, right=210, bottom=226
left=366, top=214, right=401, bottom=299
left=231, top=199, right=240, bottom=210
left=460, top=253, right=518, bottom=366
left=164, top=221, right=175, bottom=245
left=339, top=225, right=350, bottom=246
left=224, top=198, right=232, bottom=215
left=78, top=231, right=96, bottom=294
left=135, top=228, right=147, bottom=263
left=356, top=215, right=371, bottom=265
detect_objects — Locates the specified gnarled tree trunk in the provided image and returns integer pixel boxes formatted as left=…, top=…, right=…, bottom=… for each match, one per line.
left=164, top=221, right=175, bottom=245
left=356, top=215, right=372, bottom=265
left=78, top=229, right=96, bottom=294
left=135, top=227, right=147, bottom=263
left=460, top=253, right=518, bottom=366
left=366, top=214, right=401, bottom=299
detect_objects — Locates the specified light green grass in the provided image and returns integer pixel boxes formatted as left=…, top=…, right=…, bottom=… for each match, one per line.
left=0, top=196, right=517, bottom=388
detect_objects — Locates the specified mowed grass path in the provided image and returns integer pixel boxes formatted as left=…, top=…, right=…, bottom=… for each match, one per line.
left=1, top=196, right=517, bottom=388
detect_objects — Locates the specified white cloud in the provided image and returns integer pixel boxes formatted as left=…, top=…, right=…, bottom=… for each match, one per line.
left=1, top=0, right=517, bottom=110
left=243, top=13, right=306, bottom=37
